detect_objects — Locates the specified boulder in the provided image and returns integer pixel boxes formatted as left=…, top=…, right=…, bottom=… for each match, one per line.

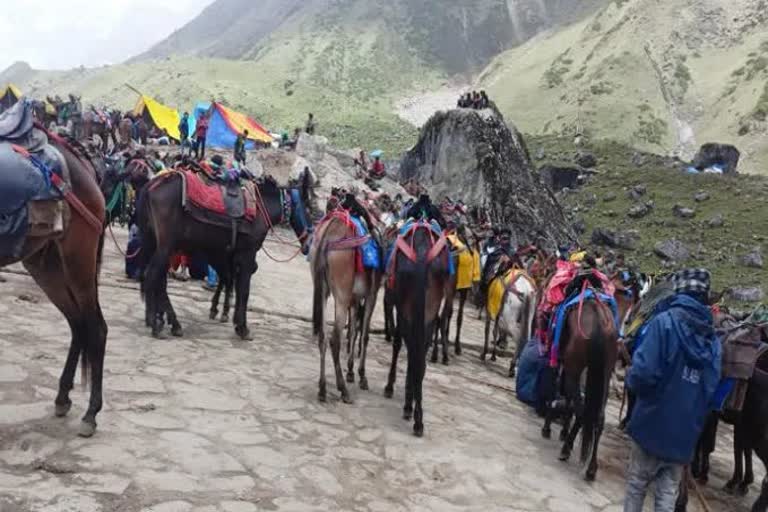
left=628, top=204, right=650, bottom=218
left=572, top=218, right=587, bottom=235
left=534, top=148, right=546, bottom=161
left=591, top=228, right=638, bottom=250
left=295, top=133, right=329, bottom=163
left=603, top=192, right=617, bottom=202
left=692, top=143, right=740, bottom=174
left=627, top=184, right=647, bottom=201
left=707, top=213, right=724, bottom=228
left=673, top=204, right=696, bottom=218
left=575, top=151, right=597, bottom=168
left=539, top=165, right=582, bottom=192
left=654, top=239, right=690, bottom=261
left=741, top=247, right=764, bottom=269
left=400, top=109, right=574, bottom=250
left=694, top=191, right=710, bottom=202
left=728, top=287, right=764, bottom=302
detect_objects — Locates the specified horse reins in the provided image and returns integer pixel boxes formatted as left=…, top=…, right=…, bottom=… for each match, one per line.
left=252, top=182, right=308, bottom=263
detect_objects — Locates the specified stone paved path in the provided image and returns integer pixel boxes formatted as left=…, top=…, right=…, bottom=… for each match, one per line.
left=0, top=228, right=761, bottom=511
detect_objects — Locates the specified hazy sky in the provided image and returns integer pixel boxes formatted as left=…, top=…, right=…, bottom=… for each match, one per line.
left=0, top=0, right=213, bottom=71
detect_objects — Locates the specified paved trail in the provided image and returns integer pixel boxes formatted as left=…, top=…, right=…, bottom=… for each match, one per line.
left=0, top=228, right=760, bottom=511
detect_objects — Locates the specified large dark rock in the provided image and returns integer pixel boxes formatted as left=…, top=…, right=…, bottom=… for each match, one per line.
left=692, top=143, right=741, bottom=174
left=707, top=213, right=724, bottom=228
left=673, top=204, right=696, bottom=218
left=400, top=109, right=574, bottom=250
left=591, top=228, right=638, bottom=250
left=575, top=151, right=597, bottom=168
left=654, top=239, right=690, bottom=261
left=539, top=165, right=582, bottom=192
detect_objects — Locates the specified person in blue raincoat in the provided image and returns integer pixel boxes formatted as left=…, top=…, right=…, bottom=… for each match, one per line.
left=623, top=269, right=721, bottom=512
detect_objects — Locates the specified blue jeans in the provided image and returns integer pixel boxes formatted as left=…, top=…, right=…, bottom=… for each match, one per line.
left=624, top=442, right=683, bottom=512
left=206, top=266, right=218, bottom=287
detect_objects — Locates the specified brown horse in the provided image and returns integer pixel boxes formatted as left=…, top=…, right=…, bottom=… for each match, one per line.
left=384, top=222, right=451, bottom=436
left=310, top=211, right=382, bottom=402
left=139, top=172, right=311, bottom=339
left=0, top=129, right=107, bottom=437
left=542, top=297, right=618, bottom=481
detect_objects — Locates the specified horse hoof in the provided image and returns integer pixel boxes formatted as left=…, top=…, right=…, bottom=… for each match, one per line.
left=219, top=315, right=229, bottom=324
left=508, top=367, right=516, bottom=378
left=236, top=327, right=252, bottom=341
left=442, top=357, right=449, bottom=366
left=541, top=427, right=552, bottom=439
left=559, top=451, right=570, bottom=462
left=341, top=393, right=353, bottom=405
left=490, top=354, right=497, bottom=362
left=480, top=354, right=486, bottom=362
left=171, top=325, right=183, bottom=337
left=455, top=347, right=462, bottom=356
left=152, top=329, right=166, bottom=340
left=584, top=470, right=597, bottom=482
left=346, top=372, right=355, bottom=384
left=383, top=387, right=394, bottom=399
left=359, top=377, right=369, bottom=391
left=209, top=311, right=218, bottom=320
left=403, top=409, right=413, bottom=421
left=78, top=420, right=97, bottom=438
left=559, top=430, right=568, bottom=442
left=738, top=483, right=751, bottom=497
left=54, top=401, right=72, bottom=418
left=413, top=424, right=424, bottom=437
left=318, top=391, right=327, bottom=403
left=724, top=481, right=738, bottom=495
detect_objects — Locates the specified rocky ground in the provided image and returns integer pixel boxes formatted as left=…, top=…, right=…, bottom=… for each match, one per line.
left=0, top=228, right=762, bottom=512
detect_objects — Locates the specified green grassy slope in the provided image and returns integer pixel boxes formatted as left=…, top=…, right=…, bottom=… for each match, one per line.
left=481, top=0, right=768, bottom=174
left=530, top=134, right=768, bottom=297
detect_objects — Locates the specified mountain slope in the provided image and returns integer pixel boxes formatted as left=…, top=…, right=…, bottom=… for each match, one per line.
left=479, top=0, right=768, bottom=173
left=1, top=0, right=603, bottom=154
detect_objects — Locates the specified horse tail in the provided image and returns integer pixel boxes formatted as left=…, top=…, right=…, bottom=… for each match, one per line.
left=581, top=302, right=607, bottom=464
left=311, top=235, right=328, bottom=336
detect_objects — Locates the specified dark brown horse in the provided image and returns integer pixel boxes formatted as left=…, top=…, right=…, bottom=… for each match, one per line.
left=686, top=332, right=768, bottom=512
left=138, top=172, right=311, bottom=339
left=384, top=222, right=451, bottom=436
left=542, top=298, right=618, bottom=480
left=0, top=129, right=107, bottom=437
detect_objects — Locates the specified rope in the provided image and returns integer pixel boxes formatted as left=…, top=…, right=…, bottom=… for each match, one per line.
left=107, top=222, right=141, bottom=259
left=251, top=181, right=307, bottom=263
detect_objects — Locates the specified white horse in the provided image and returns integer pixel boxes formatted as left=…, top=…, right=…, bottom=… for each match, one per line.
left=482, top=269, right=538, bottom=377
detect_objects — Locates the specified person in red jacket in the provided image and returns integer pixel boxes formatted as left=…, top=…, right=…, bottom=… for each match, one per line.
left=194, top=113, right=209, bottom=160
left=369, top=155, right=385, bottom=179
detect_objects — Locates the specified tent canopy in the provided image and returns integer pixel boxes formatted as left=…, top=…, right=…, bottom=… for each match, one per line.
left=133, top=94, right=181, bottom=141
left=0, top=84, right=22, bottom=110
left=190, top=101, right=272, bottom=149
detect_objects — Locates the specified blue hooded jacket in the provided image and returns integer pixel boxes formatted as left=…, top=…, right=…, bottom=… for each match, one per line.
left=627, top=293, right=721, bottom=464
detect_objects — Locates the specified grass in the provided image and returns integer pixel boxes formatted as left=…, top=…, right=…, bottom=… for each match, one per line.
left=528, top=135, right=768, bottom=300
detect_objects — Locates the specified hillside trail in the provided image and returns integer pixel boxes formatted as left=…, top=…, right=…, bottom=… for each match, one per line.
left=394, top=86, right=468, bottom=127
left=0, top=226, right=761, bottom=512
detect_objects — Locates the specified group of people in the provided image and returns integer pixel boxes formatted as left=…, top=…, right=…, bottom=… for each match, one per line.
left=457, top=90, right=491, bottom=110
left=353, top=150, right=387, bottom=182
left=178, top=111, right=211, bottom=160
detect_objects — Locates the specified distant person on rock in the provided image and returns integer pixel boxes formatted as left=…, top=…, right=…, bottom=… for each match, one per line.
left=234, top=129, right=248, bottom=165
left=194, top=113, right=209, bottom=160
left=370, top=155, right=385, bottom=180
left=354, top=150, right=368, bottom=179
left=480, top=90, right=489, bottom=109
left=305, top=113, right=316, bottom=135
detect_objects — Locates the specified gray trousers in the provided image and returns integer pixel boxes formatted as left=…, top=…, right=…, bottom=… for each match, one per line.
left=624, top=442, right=683, bottom=512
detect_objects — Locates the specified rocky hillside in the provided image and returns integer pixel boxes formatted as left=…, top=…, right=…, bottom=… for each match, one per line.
left=479, top=0, right=768, bottom=174
left=401, top=108, right=575, bottom=251
left=530, top=135, right=768, bottom=300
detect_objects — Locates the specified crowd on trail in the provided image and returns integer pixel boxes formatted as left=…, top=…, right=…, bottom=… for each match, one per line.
left=457, top=90, right=491, bottom=109
left=5, top=90, right=768, bottom=512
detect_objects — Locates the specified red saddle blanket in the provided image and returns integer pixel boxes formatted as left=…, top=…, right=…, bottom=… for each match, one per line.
left=182, top=170, right=257, bottom=221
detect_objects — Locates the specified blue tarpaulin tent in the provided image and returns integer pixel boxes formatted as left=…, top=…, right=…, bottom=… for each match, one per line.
left=188, top=101, right=271, bottom=149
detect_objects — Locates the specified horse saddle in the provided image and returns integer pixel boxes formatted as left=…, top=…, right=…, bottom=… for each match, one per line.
left=0, top=99, right=34, bottom=140
left=181, top=170, right=256, bottom=222
left=223, top=182, right=246, bottom=218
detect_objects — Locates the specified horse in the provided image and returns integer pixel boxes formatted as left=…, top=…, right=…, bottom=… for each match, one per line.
left=384, top=222, right=451, bottom=436
left=0, top=126, right=107, bottom=437
left=481, top=267, right=537, bottom=377
left=541, top=296, right=619, bottom=481
left=430, top=263, right=457, bottom=365
left=310, top=210, right=382, bottom=403
left=138, top=171, right=311, bottom=339
left=685, top=324, right=768, bottom=512
left=441, top=226, right=480, bottom=358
